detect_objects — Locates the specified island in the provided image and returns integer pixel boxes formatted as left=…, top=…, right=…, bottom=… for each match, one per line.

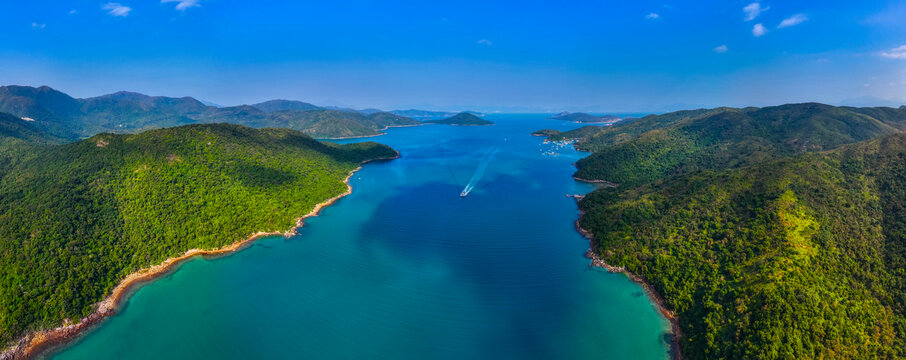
left=423, top=112, right=494, bottom=126
left=550, top=111, right=622, bottom=124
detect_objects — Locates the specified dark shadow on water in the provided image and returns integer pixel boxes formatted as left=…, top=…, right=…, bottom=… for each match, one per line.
left=353, top=177, right=581, bottom=358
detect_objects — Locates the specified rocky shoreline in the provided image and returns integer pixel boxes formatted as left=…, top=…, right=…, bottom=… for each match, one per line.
left=574, top=210, right=683, bottom=360
left=572, top=176, right=618, bottom=187
left=0, top=152, right=400, bottom=360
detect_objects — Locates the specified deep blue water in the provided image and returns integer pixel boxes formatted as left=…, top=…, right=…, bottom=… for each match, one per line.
left=52, top=114, right=669, bottom=359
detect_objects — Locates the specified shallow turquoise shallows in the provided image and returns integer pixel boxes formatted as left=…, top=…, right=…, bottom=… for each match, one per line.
left=51, top=114, right=670, bottom=360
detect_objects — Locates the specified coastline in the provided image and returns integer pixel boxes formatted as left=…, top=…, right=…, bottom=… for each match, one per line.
left=572, top=176, right=618, bottom=187
left=1, top=151, right=400, bottom=360
left=316, top=124, right=425, bottom=140
left=573, top=208, right=682, bottom=360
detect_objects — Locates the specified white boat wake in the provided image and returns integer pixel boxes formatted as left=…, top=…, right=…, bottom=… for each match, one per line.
left=460, top=146, right=499, bottom=197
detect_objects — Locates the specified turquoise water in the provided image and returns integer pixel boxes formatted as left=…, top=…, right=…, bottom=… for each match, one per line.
left=52, top=114, right=669, bottom=359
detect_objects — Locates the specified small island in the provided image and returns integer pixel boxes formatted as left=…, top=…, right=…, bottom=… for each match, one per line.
left=551, top=112, right=621, bottom=124
left=424, top=112, right=494, bottom=126
left=531, top=129, right=562, bottom=137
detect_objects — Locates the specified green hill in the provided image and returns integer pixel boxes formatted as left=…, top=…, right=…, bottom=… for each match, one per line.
left=252, top=99, right=321, bottom=112
left=559, top=104, right=906, bottom=186
left=532, top=126, right=609, bottom=140
left=424, top=112, right=494, bottom=126
left=0, top=86, right=421, bottom=139
left=551, top=112, right=622, bottom=123
left=0, top=123, right=396, bottom=347
left=0, top=112, right=64, bottom=146
left=579, top=133, right=906, bottom=358
left=368, top=111, right=422, bottom=128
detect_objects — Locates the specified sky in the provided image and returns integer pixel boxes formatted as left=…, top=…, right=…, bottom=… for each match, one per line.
left=1, top=0, right=905, bottom=112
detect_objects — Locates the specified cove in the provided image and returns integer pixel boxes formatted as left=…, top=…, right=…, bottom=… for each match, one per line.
left=51, top=114, right=670, bottom=359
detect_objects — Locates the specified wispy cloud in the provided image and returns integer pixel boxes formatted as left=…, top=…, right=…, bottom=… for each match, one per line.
left=102, top=3, right=132, bottom=17
left=778, top=14, right=808, bottom=28
left=713, top=45, right=728, bottom=53
left=68, top=9, right=77, bottom=15
left=161, top=0, right=200, bottom=11
left=645, top=13, right=660, bottom=20
left=881, top=45, right=906, bottom=59
left=31, top=22, right=46, bottom=29
left=476, top=39, right=493, bottom=46
left=743, top=2, right=769, bottom=21
left=752, top=23, right=767, bottom=37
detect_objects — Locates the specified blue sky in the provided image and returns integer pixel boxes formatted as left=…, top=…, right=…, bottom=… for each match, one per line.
left=1, top=0, right=904, bottom=112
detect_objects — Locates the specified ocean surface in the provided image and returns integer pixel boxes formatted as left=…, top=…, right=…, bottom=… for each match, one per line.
left=51, top=114, right=669, bottom=359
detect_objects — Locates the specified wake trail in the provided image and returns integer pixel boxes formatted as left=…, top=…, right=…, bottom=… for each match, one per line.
left=461, top=146, right=499, bottom=197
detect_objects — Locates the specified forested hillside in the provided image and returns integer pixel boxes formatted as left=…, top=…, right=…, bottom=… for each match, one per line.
left=560, top=104, right=906, bottom=186
left=579, top=133, right=906, bottom=358
left=0, top=123, right=396, bottom=346
left=541, top=103, right=906, bottom=358
left=0, top=85, right=421, bottom=139
left=424, top=112, right=494, bottom=126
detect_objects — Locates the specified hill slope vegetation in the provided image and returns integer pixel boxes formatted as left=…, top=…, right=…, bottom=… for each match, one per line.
left=424, top=112, right=494, bottom=126
left=0, top=86, right=422, bottom=139
left=546, top=103, right=906, bottom=358
left=0, top=123, right=396, bottom=347
left=580, top=133, right=906, bottom=358
left=555, top=104, right=906, bottom=186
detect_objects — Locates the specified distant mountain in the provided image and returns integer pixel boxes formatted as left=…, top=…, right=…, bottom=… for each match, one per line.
left=423, top=112, right=494, bottom=126
left=558, top=103, right=906, bottom=186
left=252, top=99, right=321, bottom=112
left=368, top=112, right=422, bottom=128
left=551, top=112, right=622, bottom=123
left=0, top=85, right=83, bottom=139
left=0, top=112, right=66, bottom=149
left=391, top=109, right=457, bottom=119
left=0, top=86, right=422, bottom=139
left=265, top=110, right=382, bottom=138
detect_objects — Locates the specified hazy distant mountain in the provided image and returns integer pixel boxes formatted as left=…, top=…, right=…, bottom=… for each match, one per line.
left=550, top=112, right=622, bottom=123
left=836, top=96, right=905, bottom=108
left=391, top=109, right=458, bottom=119
left=0, top=112, right=66, bottom=146
left=253, top=99, right=321, bottom=112
left=424, top=112, right=493, bottom=126
left=368, top=112, right=422, bottom=127
left=0, top=86, right=422, bottom=139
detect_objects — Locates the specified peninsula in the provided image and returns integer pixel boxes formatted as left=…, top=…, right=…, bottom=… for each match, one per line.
left=0, top=121, right=397, bottom=357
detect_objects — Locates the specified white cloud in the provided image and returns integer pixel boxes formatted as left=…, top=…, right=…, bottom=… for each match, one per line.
left=476, top=39, right=492, bottom=46
left=880, top=45, right=906, bottom=59
left=161, top=0, right=200, bottom=11
left=743, top=2, right=769, bottom=21
left=102, top=3, right=132, bottom=17
left=713, top=45, right=728, bottom=53
left=752, top=23, right=767, bottom=37
left=778, top=14, right=808, bottom=28
left=68, top=9, right=77, bottom=15
left=31, top=22, right=46, bottom=29
left=645, top=13, right=660, bottom=20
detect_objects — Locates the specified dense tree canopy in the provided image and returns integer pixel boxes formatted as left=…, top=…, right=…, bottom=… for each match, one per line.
left=540, top=103, right=906, bottom=358
left=0, top=123, right=396, bottom=346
